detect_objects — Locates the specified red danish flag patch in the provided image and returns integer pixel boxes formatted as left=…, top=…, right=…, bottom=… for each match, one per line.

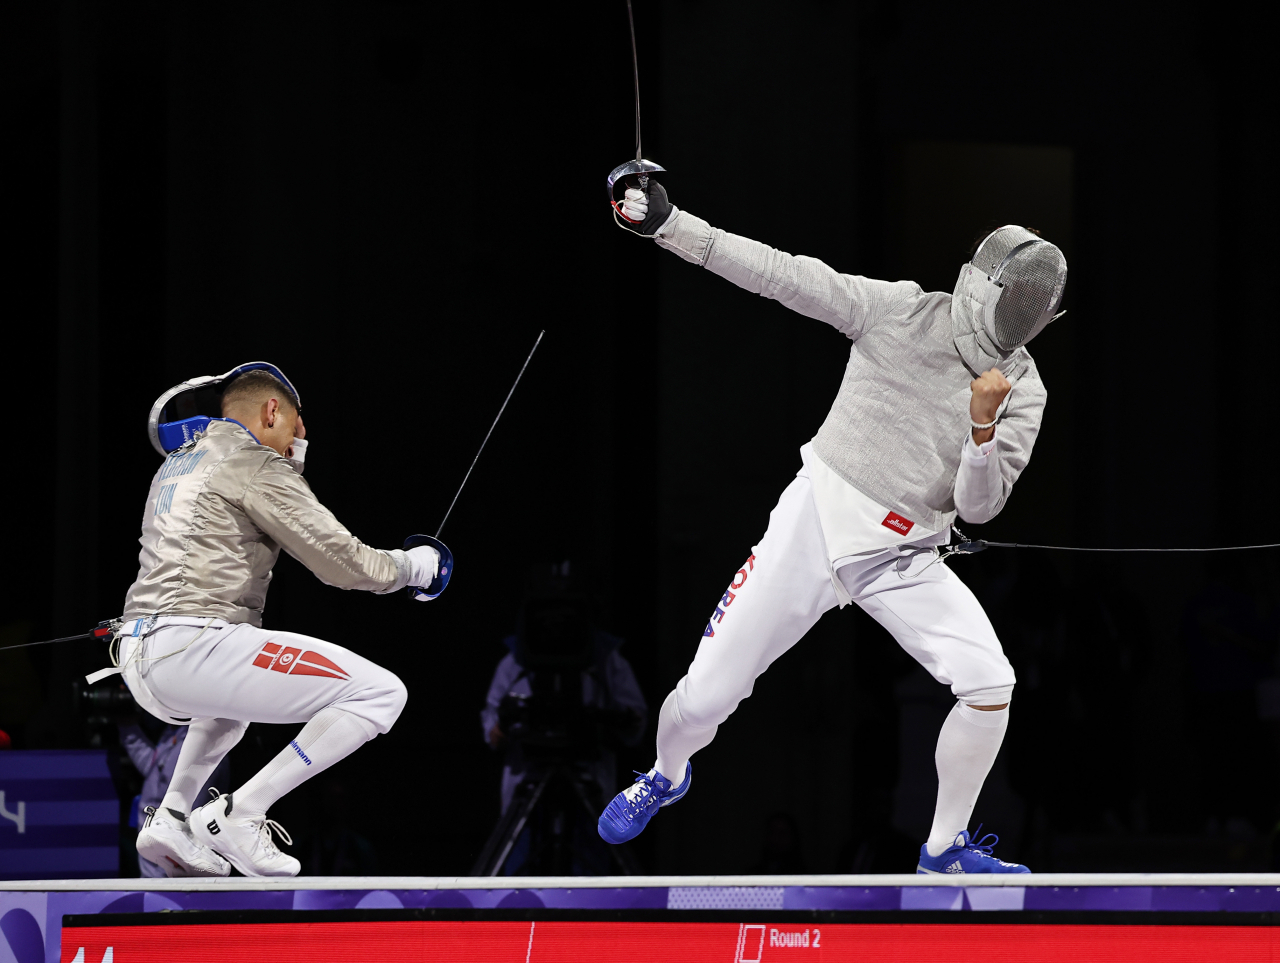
left=881, top=511, right=915, bottom=535
left=252, top=642, right=350, bottom=680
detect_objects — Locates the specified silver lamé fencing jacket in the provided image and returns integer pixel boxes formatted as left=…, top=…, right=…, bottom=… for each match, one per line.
left=655, top=210, right=1048, bottom=533
left=122, top=420, right=409, bottom=626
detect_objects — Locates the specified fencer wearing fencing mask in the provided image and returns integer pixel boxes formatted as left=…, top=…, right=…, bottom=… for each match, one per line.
left=953, top=225, right=1068, bottom=357
left=604, top=177, right=1072, bottom=873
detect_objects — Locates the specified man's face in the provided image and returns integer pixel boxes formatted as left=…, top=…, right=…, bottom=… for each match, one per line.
left=258, top=399, right=299, bottom=456
left=280, top=404, right=299, bottom=439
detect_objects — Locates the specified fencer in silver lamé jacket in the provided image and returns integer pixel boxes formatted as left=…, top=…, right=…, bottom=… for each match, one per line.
left=654, top=209, right=1047, bottom=533
left=122, top=420, right=409, bottom=626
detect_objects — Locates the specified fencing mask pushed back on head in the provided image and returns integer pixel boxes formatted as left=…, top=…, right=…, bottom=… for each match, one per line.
left=146, top=362, right=300, bottom=455
left=962, top=225, right=1068, bottom=352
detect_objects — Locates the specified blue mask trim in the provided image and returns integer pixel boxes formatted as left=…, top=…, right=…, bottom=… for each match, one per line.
left=156, top=416, right=211, bottom=453
left=155, top=416, right=262, bottom=453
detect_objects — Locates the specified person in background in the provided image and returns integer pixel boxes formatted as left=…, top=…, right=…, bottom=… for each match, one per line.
left=119, top=712, right=229, bottom=877
left=482, top=564, right=648, bottom=820
left=482, top=635, right=648, bottom=820
left=479, top=563, right=648, bottom=874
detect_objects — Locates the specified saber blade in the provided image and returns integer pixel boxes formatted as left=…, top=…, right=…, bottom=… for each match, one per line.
left=435, top=330, right=544, bottom=539
left=606, top=0, right=665, bottom=206
left=0, top=621, right=116, bottom=654
left=627, top=0, right=642, bottom=164
left=0, top=631, right=94, bottom=653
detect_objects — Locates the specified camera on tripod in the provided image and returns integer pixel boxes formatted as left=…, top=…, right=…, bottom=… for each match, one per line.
left=497, top=593, right=640, bottom=758
left=71, top=679, right=136, bottom=718
left=70, top=679, right=136, bottom=747
left=473, top=569, right=647, bottom=876
left=499, top=594, right=599, bottom=754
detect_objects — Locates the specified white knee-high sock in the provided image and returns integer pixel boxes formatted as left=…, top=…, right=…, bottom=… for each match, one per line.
left=653, top=689, right=715, bottom=785
left=232, top=707, right=379, bottom=819
left=161, top=718, right=248, bottom=815
left=925, top=702, right=1009, bottom=857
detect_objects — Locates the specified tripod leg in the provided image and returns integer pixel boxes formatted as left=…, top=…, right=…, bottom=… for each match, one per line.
left=470, top=771, right=551, bottom=876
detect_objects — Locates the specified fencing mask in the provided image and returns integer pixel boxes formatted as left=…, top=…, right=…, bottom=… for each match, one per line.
left=147, top=362, right=301, bottom=456
left=956, top=226, right=1068, bottom=353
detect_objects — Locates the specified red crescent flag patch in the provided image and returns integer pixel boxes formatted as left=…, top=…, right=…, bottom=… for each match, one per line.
left=881, top=511, right=915, bottom=535
left=251, top=643, right=349, bottom=680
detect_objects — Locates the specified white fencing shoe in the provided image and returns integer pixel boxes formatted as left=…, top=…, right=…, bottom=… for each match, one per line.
left=135, top=807, right=231, bottom=877
left=190, top=793, right=300, bottom=877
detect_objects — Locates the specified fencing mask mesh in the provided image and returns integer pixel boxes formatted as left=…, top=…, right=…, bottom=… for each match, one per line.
left=971, top=226, right=1067, bottom=351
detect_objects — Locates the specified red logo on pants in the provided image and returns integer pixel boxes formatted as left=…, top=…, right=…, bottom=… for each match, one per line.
left=252, top=643, right=350, bottom=680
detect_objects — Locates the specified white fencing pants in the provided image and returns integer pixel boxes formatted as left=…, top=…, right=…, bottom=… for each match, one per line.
left=120, top=618, right=408, bottom=733
left=654, top=469, right=1015, bottom=785
left=120, top=618, right=407, bottom=815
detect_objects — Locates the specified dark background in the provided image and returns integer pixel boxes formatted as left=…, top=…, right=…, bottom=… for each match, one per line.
left=2, top=0, right=1277, bottom=876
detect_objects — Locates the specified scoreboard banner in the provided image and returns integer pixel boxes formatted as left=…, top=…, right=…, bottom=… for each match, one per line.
left=58, top=917, right=1280, bottom=963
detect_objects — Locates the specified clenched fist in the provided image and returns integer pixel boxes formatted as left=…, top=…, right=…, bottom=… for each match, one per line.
left=614, top=177, right=672, bottom=235
left=970, top=368, right=1011, bottom=444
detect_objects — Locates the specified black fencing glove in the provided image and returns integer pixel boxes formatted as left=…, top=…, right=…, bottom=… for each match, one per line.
left=612, top=177, right=672, bottom=236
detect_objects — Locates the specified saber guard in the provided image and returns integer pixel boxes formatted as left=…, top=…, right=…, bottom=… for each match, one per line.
left=402, top=534, right=454, bottom=601
left=607, top=159, right=666, bottom=206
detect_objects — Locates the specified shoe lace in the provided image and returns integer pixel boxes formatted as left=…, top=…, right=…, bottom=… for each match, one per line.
left=257, top=818, right=293, bottom=857
left=618, top=771, right=661, bottom=813
left=142, top=805, right=156, bottom=829
left=959, top=823, right=1000, bottom=856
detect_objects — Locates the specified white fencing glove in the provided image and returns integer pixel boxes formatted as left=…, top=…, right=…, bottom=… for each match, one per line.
left=613, top=178, right=672, bottom=235
left=286, top=437, right=308, bottom=474
left=620, top=187, right=648, bottom=223
left=404, top=544, right=440, bottom=594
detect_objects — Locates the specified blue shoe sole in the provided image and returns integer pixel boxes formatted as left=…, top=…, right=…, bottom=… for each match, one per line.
left=597, top=816, right=636, bottom=845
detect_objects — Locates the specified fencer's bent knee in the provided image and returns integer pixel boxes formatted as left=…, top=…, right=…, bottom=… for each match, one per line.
left=332, top=666, right=407, bottom=735
left=950, top=641, right=1015, bottom=706
left=380, top=673, right=409, bottom=731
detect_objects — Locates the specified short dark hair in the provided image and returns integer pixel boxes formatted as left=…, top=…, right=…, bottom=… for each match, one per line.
left=220, top=370, right=299, bottom=415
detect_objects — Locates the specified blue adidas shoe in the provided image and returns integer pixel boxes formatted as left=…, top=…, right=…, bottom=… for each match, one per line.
left=916, top=826, right=1029, bottom=874
left=597, top=763, right=692, bottom=844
